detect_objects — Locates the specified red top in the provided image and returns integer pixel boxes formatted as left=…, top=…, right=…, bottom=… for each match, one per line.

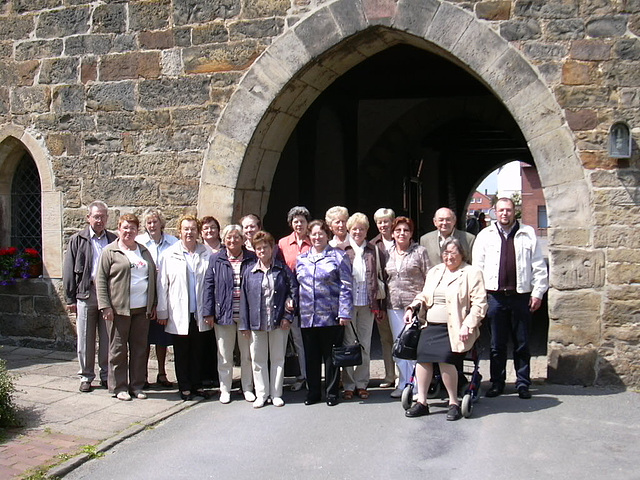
left=277, top=231, right=312, bottom=272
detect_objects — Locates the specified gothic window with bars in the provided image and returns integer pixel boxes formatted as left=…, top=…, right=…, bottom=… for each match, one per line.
left=10, top=154, right=42, bottom=252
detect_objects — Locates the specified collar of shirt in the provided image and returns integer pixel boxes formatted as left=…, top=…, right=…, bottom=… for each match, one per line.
left=252, top=260, right=273, bottom=273
left=438, top=229, right=454, bottom=248
left=89, top=226, right=106, bottom=240
left=498, top=222, right=517, bottom=237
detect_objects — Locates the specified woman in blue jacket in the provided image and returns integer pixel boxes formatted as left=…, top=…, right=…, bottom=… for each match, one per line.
left=239, top=231, right=298, bottom=408
left=203, top=225, right=257, bottom=404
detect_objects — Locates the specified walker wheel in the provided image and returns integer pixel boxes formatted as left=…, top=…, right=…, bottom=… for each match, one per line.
left=461, top=393, right=473, bottom=418
left=401, top=385, right=414, bottom=410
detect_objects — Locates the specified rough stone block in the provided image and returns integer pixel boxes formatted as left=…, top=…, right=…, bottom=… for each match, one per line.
left=594, top=187, right=640, bottom=209
left=549, top=247, right=605, bottom=289
left=34, top=112, right=96, bottom=132
left=329, top=0, right=368, bottom=38
left=199, top=133, right=245, bottom=189
left=530, top=127, right=585, bottom=186
left=515, top=0, right=579, bottom=19
left=570, top=39, right=611, bottom=61
left=173, top=0, right=241, bottom=26
left=607, top=284, right=640, bottom=301
left=10, top=86, right=51, bottom=114
left=112, top=34, right=137, bottom=53
left=594, top=225, right=640, bottom=249
left=603, top=61, right=640, bottom=87
left=580, top=151, right=617, bottom=170
left=85, top=177, right=160, bottom=206
left=586, top=16, right=628, bottom=37
left=546, top=19, right=585, bottom=40
left=522, top=42, right=568, bottom=61
left=174, top=27, right=192, bottom=47
left=547, top=227, right=591, bottom=247
left=192, top=22, right=229, bottom=44
left=0, top=60, right=39, bottom=87
left=0, top=14, right=34, bottom=41
left=52, top=85, right=85, bottom=113
left=39, top=57, right=80, bottom=85
left=92, top=3, right=126, bottom=34
left=15, top=39, right=63, bottom=61
left=0, top=88, right=7, bottom=114
left=262, top=30, right=311, bottom=80
left=138, top=76, right=211, bottom=108
left=607, top=263, right=640, bottom=284
left=547, top=343, right=597, bottom=385
left=138, top=126, right=208, bottom=153
left=65, top=34, right=112, bottom=56
left=554, top=86, right=610, bottom=108
left=393, top=0, right=439, bottom=37
left=293, top=7, right=343, bottom=59
left=602, top=297, right=640, bottom=326
left=81, top=57, right=97, bottom=84
left=565, top=109, right=597, bottom=131
left=159, top=178, right=199, bottom=204
left=96, top=110, right=171, bottom=132
left=548, top=289, right=601, bottom=345
left=590, top=169, right=640, bottom=188
left=139, top=30, right=175, bottom=50
left=243, top=0, right=288, bottom=17
left=13, top=0, right=61, bottom=14
left=562, top=61, right=592, bottom=85
left=130, top=0, right=171, bottom=31
left=0, top=295, right=19, bottom=314
left=614, top=38, right=640, bottom=60
left=87, top=82, right=136, bottom=112
left=426, top=2, right=473, bottom=52
left=500, top=18, right=541, bottom=41
left=84, top=133, right=123, bottom=154
left=475, top=1, right=511, bottom=20
left=37, top=7, right=90, bottom=38
left=362, top=0, right=397, bottom=25
left=229, top=18, right=284, bottom=40
left=161, top=49, right=183, bottom=76
left=183, top=41, right=263, bottom=73
left=46, top=133, right=82, bottom=156
left=99, top=52, right=161, bottom=81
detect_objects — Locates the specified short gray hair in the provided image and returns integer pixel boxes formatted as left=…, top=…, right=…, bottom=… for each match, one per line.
left=287, top=206, right=311, bottom=226
left=87, top=200, right=108, bottom=213
left=221, top=224, right=243, bottom=243
left=325, top=206, right=349, bottom=225
left=373, top=208, right=395, bottom=222
left=441, top=236, right=467, bottom=263
left=141, top=208, right=166, bottom=230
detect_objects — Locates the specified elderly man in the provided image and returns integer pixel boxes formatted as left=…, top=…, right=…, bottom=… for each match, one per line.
left=419, top=207, right=476, bottom=266
left=472, top=198, right=548, bottom=399
left=63, top=201, right=116, bottom=392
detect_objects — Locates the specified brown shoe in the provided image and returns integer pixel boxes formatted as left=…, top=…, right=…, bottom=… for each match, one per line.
left=356, top=388, right=369, bottom=399
left=342, top=390, right=354, bottom=400
left=79, top=381, right=92, bottom=393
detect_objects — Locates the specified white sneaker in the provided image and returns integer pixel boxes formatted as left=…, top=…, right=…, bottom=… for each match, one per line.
left=390, top=388, right=403, bottom=398
left=272, top=397, right=285, bottom=407
left=133, top=390, right=147, bottom=399
left=220, top=392, right=231, bottom=404
left=253, top=398, right=265, bottom=409
left=116, top=391, right=132, bottom=401
left=244, top=391, right=256, bottom=402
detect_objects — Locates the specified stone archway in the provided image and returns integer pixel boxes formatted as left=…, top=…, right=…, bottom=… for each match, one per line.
left=198, top=0, right=600, bottom=382
left=0, top=125, right=63, bottom=277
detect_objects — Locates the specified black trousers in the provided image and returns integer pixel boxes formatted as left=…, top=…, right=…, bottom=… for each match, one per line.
left=302, top=325, right=344, bottom=400
left=172, top=315, right=205, bottom=393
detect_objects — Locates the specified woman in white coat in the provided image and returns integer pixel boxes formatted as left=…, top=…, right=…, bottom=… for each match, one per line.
left=157, top=215, right=212, bottom=401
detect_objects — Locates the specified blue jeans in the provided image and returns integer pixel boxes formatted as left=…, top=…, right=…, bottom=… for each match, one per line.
left=487, top=292, right=532, bottom=388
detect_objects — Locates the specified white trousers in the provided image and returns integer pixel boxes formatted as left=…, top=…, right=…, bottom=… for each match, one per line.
left=214, top=323, right=253, bottom=395
left=388, top=309, right=417, bottom=392
left=250, top=328, right=288, bottom=401
left=343, top=306, right=375, bottom=391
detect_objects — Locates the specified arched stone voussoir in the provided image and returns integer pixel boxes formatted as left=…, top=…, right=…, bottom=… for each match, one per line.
left=293, top=5, right=344, bottom=59
left=200, top=133, right=246, bottom=190
left=216, top=86, right=271, bottom=147
left=327, top=0, right=367, bottom=38
left=262, top=30, right=312, bottom=82
left=392, top=0, right=439, bottom=38
left=528, top=126, right=584, bottom=188
left=424, top=1, right=474, bottom=54
left=544, top=180, right=592, bottom=228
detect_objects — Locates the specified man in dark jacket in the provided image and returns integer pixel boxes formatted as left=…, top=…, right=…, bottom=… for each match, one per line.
left=63, top=201, right=116, bottom=392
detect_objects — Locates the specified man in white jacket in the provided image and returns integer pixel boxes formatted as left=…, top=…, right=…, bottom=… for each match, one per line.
left=472, top=198, right=548, bottom=399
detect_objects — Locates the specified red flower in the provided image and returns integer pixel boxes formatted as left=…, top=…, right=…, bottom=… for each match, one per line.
left=24, top=248, right=39, bottom=257
left=6, top=247, right=17, bottom=255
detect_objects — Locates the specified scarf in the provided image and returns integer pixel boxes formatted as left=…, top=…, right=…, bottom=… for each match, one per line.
left=349, top=237, right=367, bottom=284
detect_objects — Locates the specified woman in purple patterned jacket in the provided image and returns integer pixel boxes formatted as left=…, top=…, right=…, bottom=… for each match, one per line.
left=296, top=220, right=353, bottom=407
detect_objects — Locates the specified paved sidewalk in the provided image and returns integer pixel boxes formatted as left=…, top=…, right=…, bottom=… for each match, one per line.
left=0, top=344, right=548, bottom=479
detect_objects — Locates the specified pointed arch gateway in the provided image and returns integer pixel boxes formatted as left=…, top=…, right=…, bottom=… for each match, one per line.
left=198, top=0, right=597, bottom=381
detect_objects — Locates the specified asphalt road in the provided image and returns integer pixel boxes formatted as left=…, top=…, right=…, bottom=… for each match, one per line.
left=64, top=384, right=639, bottom=480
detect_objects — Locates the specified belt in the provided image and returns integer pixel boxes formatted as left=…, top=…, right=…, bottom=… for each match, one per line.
left=489, top=289, right=518, bottom=296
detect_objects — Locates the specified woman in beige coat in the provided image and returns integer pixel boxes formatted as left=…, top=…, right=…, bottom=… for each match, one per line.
left=403, top=237, right=487, bottom=421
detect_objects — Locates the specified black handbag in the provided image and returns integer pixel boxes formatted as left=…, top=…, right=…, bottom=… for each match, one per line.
left=393, top=313, right=422, bottom=360
left=332, top=322, right=363, bottom=367
left=284, top=332, right=301, bottom=378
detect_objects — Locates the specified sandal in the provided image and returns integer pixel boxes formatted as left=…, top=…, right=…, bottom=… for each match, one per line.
left=157, top=373, right=173, bottom=388
left=356, top=388, right=369, bottom=399
left=343, top=390, right=354, bottom=400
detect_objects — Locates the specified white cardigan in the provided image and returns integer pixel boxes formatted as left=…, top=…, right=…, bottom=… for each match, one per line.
left=472, top=222, right=548, bottom=300
left=156, top=241, right=212, bottom=335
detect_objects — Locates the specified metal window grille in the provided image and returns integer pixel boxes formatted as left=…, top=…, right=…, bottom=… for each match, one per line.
left=10, top=154, right=42, bottom=251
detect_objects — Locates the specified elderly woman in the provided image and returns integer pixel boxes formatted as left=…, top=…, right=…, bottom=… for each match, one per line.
left=325, top=206, right=350, bottom=250
left=203, top=224, right=257, bottom=404
left=240, top=231, right=298, bottom=408
left=201, top=215, right=222, bottom=253
left=97, top=214, right=156, bottom=401
left=385, top=216, right=430, bottom=399
left=240, top=214, right=261, bottom=252
left=136, top=208, right=178, bottom=389
left=342, top=213, right=382, bottom=400
left=369, top=207, right=396, bottom=389
left=403, top=237, right=487, bottom=420
left=296, top=220, right=353, bottom=407
left=277, top=206, right=312, bottom=392
left=156, top=215, right=212, bottom=401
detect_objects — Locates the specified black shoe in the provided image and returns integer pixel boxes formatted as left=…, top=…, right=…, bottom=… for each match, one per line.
left=304, top=395, right=321, bottom=406
left=194, top=389, right=212, bottom=399
left=486, top=383, right=504, bottom=398
left=100, top=380, right=108, bottom=389
left=143, top=382, right=151, bottom=390
left=517, top=386, right=532, bottom=399
left=79, top=381, right=92, bottom=393
left=326, top=395, right=338, bottom=407
left=405, top=402, right=429, bottom=418
left=180, top=391, right=195, bottom=401
left=446, top=404, right=462, bottom=421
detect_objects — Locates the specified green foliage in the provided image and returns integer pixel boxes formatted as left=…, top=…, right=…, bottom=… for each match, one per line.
left=80, top=444, right=104, bottom=459
left=0, top=357, right=19, bottom=428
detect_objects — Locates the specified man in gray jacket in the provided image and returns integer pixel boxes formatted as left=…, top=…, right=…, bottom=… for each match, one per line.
left=63, top=201, right=116, bottom=392
left=419, top=207, right=475, bottom=265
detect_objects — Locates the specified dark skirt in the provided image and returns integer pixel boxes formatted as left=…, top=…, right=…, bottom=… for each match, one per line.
left=416, top=323, right=464, bottom=367
left=148, top=319, right=173, bottom=346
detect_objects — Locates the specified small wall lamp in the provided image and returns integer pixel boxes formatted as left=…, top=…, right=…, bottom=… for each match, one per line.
left=608, top=121, right=632, bottom=159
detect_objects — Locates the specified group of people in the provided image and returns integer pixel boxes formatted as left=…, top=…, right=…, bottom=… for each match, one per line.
left=63, top=197, right=548, bottom=419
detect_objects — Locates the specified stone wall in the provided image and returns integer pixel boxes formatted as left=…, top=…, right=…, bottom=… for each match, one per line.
left=0, top=0, right=639, bottom=386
